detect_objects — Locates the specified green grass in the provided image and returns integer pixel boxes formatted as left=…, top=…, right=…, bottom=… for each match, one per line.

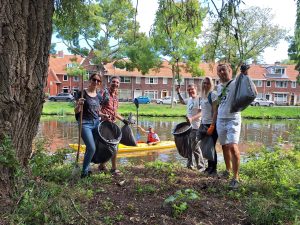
left=42, top=101, right=300, bottom=119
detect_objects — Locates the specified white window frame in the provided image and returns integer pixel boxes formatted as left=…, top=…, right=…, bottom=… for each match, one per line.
left=63, top=75, right=68, bottom=81
left=274, top=68, right=285, bottom=74
left=136, top=77, right=141, bottom=84
left=120, top=76, right=131, bottom=83
left=73, top=76, right=79, bottom=81
left=175, top=78, right=184, bottom=85
left=291, top=81, right=296, bottom=88
left=163, top=78, right=168, bottom=84
left=62, top=86, right=69, bottom=93
left=253, top=80, right=263, bottom=87
left=144, top=90, right=158, bottom=99
left=274, top=93, right=288, bottom=103
left=275, top=81, right=287, bottom=88
left=145, top=77, right=158, bottom=84
left=66, top=63, right=75, bottom=68
left=266, top=81, right=271, bottom=87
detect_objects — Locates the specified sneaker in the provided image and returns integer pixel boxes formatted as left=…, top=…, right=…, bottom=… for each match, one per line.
left=187, top=165, right=195, bottom=170
left=229, top=178, right=239, bottom=189
left=208, top=169, right=217, bottom=176
left=220, top=170, right=230, bottom=179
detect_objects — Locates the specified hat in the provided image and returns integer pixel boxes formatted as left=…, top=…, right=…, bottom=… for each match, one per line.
left=240, top=64, right=250, bottom=72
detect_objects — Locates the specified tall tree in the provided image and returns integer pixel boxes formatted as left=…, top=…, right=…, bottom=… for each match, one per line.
left=0, top=0, right=54, bottom=203
left=151, top=0, right=206, bottom=107
left=203, top=6, right=286, bottom=75
left=294, top=0, right=300, bottom=84
left=54, top=0, right=161, bottom=73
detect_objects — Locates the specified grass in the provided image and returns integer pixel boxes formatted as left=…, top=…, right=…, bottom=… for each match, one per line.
left=42, top=101, right=300, bottom=119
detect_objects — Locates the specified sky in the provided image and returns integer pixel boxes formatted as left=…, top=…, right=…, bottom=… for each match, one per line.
left=53, top=0, right=297, bottom=64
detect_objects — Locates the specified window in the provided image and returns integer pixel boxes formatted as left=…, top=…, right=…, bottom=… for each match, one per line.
left=62, top=86, right=69, bottom=93
left=291, top=81, right=296, bottom=88
left=266, top=81, right=271, bottom=87
left=175, top=78, right=184, bottom=85
left=63, top=75, right=68, bottom=81
left=136, top=77, right=141, bottom=84
left=118, top=89, right=131, bottom=99
left=144, top=90, right=158, bottom=99
left=275, top=81, right=287, bottom=88
left=274, top=93, right=288, bottom=103
left=73, top=76, right=79, bottom=81
left=253, top=80, right=263, bottom=87
left=145, top=77, right=158, bottom=84
left=256, top=93, right=263, bottom=98
left=66, top=63, right=75, bottom=68
left=163, top=78, right=168, bottom=84
left=120, top=76, right=131, bottom=83
left=189, top=78, right=194, bottom=84
left=274, top=68, right=285, bottom=74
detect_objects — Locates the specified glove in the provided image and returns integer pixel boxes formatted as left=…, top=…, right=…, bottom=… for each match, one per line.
left=122, top=119, right=129, bottom=125
left=207, top=124, right=215, bottom=135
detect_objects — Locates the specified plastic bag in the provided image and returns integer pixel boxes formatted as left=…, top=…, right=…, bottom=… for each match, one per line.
left=230, top=74, right=257, bottom=113
left=172, top=122, right=192, bottom=158
left=120, top=124, right=137, bottom=146
left=197, top=136, right=215, bottom=161
left=91, top=121, right=122, bottom=164
left=196, top=124, right=208, bottom=141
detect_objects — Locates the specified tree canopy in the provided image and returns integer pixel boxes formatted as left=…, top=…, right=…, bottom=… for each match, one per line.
left=203, top=6, right=287, bottom=75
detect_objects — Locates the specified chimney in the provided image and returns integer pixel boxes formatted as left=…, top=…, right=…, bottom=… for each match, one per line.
left=57, top=50, right=64, bottom=58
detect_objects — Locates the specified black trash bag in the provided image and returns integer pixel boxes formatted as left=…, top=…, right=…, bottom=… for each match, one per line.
left=120, top=124, right=137, bottom=146
left=197, top=124, right=208, bottom=141
left=172, top=122, right=192, bottom=158
left=91, top=121, right=122, bottom=164
left=197, top=136, right=215, bottom=161
left=230, top=74, right=257, bottom=113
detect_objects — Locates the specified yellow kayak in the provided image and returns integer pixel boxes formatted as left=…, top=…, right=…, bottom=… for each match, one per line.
left=69, top=141, right=176, bottom=154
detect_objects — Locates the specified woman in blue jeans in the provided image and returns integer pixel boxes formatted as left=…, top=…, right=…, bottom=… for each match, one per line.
left=74, top=73, right=110, bottom=178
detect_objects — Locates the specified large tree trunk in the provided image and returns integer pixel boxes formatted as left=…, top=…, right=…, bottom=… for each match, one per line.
left=0, top=0, right=54, bottom=205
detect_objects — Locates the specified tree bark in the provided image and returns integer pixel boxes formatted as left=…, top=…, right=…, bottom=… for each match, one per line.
left=0, top=0, right=54, bottom=205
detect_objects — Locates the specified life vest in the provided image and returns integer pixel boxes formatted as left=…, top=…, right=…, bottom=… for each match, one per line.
left=147, top=132, right=159, bottom=143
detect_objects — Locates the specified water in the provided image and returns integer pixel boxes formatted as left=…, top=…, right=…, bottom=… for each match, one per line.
left=36, top=116, right=299, bottom=165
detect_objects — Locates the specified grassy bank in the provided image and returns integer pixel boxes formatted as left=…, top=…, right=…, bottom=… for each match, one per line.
left=43, top=101, right=300, bottom=119
left=2, top=131, right=299, bottom=225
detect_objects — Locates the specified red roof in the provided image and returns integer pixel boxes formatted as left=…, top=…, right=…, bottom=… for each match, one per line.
left=49, top=54, right=84, bottom=75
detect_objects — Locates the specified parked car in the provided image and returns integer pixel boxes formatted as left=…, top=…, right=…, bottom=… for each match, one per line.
left=156, top=97, right=178, bottom=104
left=134, top=96, right=151, bottom=104
left=48, top=93, right=74, bottom=102
left=250, top=98, right=275, bottom=106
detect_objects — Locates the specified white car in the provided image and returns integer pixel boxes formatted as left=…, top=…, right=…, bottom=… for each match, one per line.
left=250, top=98, right=275, bottom=106
left=156, top=97, right=178, bottom=104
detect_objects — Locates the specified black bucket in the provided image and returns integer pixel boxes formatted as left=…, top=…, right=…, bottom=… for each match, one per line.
left=91, top=121, right=122, bottom=164
left=172, top=122, right=192, bottom=158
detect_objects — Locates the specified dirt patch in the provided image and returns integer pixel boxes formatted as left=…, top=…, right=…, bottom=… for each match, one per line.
left=77, top=164, right=248, bottom=225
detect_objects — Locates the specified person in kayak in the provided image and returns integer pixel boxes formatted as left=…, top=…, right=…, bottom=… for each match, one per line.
left=137, top=124, right=160, bottom=145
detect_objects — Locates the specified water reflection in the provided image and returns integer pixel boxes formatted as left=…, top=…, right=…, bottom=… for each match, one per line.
left=36, top=116, right=299, bottom=164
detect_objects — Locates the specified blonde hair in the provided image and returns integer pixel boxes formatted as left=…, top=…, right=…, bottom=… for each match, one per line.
left=200, top=76, right=214, bottom=98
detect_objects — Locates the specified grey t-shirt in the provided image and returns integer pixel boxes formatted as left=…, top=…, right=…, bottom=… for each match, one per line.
left=200, top=91, right=218, bottom=124
left=185, top=96, right=201, bottom=129
left=217, top=80, right=241, bottom=119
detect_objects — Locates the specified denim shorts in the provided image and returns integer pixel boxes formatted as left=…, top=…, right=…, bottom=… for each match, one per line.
left=216, top=117, right=241, bottom=145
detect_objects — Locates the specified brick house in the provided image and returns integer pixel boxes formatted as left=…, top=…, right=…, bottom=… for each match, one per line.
left=46, top=52, right=300, bottom=105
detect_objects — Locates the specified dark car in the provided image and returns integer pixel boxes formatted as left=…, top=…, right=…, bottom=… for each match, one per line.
left=48, top=93, right=74, bottom=102
left=133, top=96, right=151, bottom=104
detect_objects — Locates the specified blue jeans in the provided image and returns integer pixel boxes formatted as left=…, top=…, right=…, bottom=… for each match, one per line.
left=80, top=118, right=100, bottom=174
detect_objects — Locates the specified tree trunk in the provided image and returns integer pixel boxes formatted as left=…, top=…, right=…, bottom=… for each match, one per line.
left=0, top=0, right=54, bottom=205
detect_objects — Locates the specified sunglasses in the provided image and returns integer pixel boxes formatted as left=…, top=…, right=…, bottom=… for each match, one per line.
left=92, top=78, right=101, bottom=83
